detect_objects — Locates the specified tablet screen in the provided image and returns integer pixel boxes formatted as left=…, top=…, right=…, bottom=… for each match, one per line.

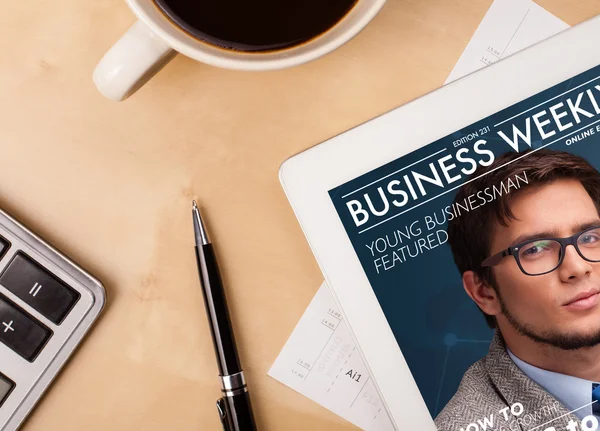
left=329, top=63, right=600, bottom=431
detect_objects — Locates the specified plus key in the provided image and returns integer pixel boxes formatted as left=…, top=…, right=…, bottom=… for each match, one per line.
left=0, top=296, right=51, bottom=361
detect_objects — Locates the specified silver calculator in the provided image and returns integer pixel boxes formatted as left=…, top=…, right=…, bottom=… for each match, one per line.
left=0, top=209, right=106, bottom=430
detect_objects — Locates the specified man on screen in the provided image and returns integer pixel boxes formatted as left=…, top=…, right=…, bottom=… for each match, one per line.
left=435, top=149, right=600, bottom=431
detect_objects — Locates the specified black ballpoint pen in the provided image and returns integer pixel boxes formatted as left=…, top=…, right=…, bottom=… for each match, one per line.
left=192, top=201, right=257, bottom=431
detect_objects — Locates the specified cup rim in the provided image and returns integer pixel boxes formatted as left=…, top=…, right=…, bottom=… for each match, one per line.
left=126, top=0, right=387, bottom=70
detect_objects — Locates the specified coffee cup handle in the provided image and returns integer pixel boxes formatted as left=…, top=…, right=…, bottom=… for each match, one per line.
left=93, top=21, right=176, bottom=101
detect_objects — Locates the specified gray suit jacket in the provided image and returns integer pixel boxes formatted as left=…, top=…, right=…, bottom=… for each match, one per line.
left=435, top=332, right=581, bottom=431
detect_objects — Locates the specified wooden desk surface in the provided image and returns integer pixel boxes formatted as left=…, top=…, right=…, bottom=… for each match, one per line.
left=2, top=1, right=599, bottom=429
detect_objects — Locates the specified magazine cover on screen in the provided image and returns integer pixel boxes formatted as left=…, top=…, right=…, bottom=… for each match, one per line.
left=329, top=64, right=600, bottom=431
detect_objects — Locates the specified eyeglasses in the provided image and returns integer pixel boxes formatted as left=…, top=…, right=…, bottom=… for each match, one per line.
left=481, top=227, right=600, bottom=276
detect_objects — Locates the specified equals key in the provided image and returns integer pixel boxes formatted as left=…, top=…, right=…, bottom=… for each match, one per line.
left=0, top=253, right=80, bottom=324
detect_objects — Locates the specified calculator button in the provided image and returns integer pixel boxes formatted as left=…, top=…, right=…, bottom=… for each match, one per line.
left=0, top=236, right=9, bottom=260
left=0, top=373, right=14, bottom=407
left=0, top=253, right=80, bottom=324
left=0, top=295, right=51, bottom=361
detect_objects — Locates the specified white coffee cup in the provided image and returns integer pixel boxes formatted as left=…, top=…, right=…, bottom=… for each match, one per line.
left=93, top=0, right=386, bottom=101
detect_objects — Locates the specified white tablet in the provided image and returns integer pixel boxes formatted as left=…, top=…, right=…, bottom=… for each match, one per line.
left=280, top=15, right=600, bottom=431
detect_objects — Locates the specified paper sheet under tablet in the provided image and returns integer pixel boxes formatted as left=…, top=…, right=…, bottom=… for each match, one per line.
left=445, top=0, right=568, bottom=84
left=269, top=1, right=568, bottom=429
left=268, top=283, right=395, bottom=430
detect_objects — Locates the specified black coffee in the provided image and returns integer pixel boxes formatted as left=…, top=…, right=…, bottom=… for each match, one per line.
left=154, top=0, right=359, bottom=52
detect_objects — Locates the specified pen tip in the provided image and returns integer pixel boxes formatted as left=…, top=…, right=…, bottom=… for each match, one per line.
left=192, top=201, right=210, bottom=245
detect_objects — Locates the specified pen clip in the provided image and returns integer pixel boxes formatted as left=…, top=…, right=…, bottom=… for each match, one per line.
left=216, top=398, right=231, bottom=431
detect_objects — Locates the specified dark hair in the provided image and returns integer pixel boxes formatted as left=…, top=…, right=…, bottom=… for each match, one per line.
left=447, top=149, right=600, bottom=328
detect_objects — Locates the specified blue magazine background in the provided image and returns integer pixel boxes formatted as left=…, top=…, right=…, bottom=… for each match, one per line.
left=328, top=64, right=600, bottom=416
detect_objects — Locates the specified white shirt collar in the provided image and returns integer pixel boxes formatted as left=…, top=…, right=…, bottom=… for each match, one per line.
left=507, top=348, right=594, bottom=420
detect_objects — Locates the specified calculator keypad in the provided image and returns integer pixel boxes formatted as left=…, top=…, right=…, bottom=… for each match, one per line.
left=0, top=253, right=80, bottom=325
left=0, top=295, right=52, bottom=361
left=0, top=208, right=105, bottom=431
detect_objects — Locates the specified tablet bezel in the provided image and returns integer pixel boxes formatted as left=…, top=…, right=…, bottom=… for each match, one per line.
left=279, top=15, right=600, bottom=430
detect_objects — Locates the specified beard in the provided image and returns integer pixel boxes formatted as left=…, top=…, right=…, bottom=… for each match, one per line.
left=497, top=290, right=600, bottom=350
